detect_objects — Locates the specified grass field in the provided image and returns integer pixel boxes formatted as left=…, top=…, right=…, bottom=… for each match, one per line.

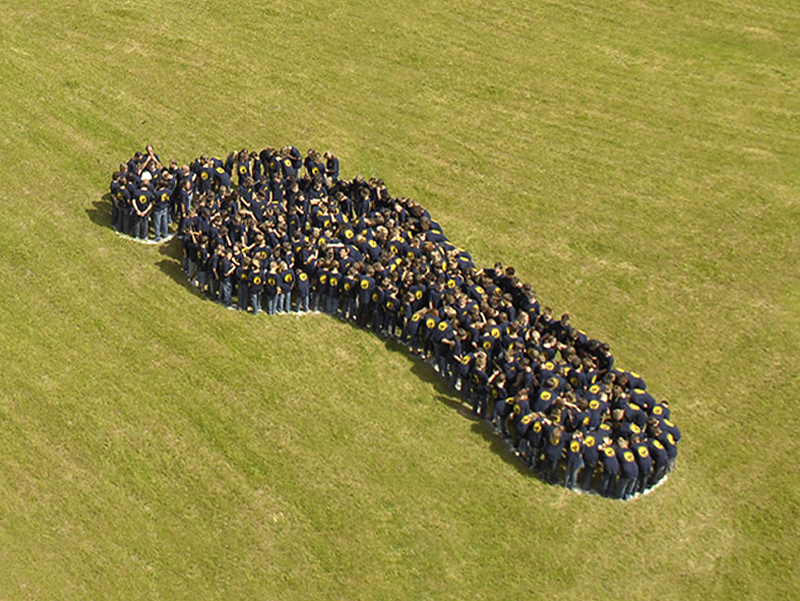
left=1, top=0, right=799, bottom=599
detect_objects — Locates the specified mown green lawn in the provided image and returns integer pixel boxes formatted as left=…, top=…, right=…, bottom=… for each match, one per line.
left=0, top=0, right=798, bottom=599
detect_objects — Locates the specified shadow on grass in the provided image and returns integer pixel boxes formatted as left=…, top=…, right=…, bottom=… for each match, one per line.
left=86, top=194, right=112, bottom=229
left=96, top=208, right=569, bottom=490
left=154, top=238, right=209, bottom=302
left=386, top=340, right=546, bottom=483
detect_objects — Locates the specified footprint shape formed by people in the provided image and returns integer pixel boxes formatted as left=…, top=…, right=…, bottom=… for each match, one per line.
left=108, top=145, right=680, bottom=500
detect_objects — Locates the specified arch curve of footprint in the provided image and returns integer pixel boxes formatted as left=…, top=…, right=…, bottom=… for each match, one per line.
left=108, top=145, right=680, bottom=500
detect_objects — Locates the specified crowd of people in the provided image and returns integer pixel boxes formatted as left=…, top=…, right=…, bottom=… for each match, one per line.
left=109, top=144, right=681, bottom=500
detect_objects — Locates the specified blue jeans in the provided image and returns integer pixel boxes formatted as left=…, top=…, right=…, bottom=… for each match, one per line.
left=564, top=462, right=583, bottom=489
left=153, top=207, right=169, bottom=241
left=251, top=291, right=263, bottom=315
left=196, top=270, right=207, bottom=291
left=265, top=293, right=277, bottom=315
left=279, top=291, right=292, bottom=313
left=326, top=295, right=339, bottom=316
left=220, top=280, right=233, bottom=307
left=297, top=291, right=309, bottom=312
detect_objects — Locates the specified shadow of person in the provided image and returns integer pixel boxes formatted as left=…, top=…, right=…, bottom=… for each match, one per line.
left=155, top=257, right=207, bottom=302
left=153, top=237, right=205, bottom=299
left=86, top=193, right=113, bottom=229
left=158, top=235, right=183, bottom=261
left=466, top=418, right=542, bottom=481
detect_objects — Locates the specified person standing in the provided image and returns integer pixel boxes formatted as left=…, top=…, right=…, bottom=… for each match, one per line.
left=278, top=261, right=295, bottom=313
left=579, top=432, right=600, bottom=491
left=152, top=182, right=171, bottom=242
left=563, top=431, right=584, bottom=490
left=218, top=248, right=236, bottom=308
left=600, top=442, right=620, bottom=497
left=543, top=426, right=566, bottom=484
left=132, top=174, right=153, bottom=240
left=615, top=438, right=639, bottom=500
left=248, top=259, right=264, bottom=316
left=236, top=256, right=251, bottom=312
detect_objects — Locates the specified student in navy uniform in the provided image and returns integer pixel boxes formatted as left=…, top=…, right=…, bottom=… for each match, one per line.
left=492, top=390, right=515, bottom=438
left=615, top=438, right=639, bottom=500
left=197, top=159, right=214, bottom=195
left=295, top=269, right=311, bottom=312
left=404, top=308, right=425, bottom=354
left=579, top=432, right=600, bottom=490
left=357, top=267, right=376, bottom=325
left=324, top=152, right=340, bottom=181
left=596, top=342, right=614, bottom=377
left=327, top=266, right=341, bottom=317
left=263, top=263, right=279, bottom=316
left=248, top=259, right=265, bottom=315
left=600, top=442, right=620, bottom=497
left=542, top=426, right=566, bottom=484
left=236, top=256, right=250, bottom=311
left=656, top=425, right=679, bottom=473
left=132, top=174, right=154, bottom=240
left=213, top=163, right=232, bottom=191
left=152, top=183, right=172, bottom=242
left=647, top=437, right=669, bottom=486
left=195, top=237, right=211, bottom=293
left=630, top=434, right=653, bottom=494
left=563, top=431, right=584, bottom=489
left=469, top=351, right=490, bottom=418
left=526, top=414, right=547, bottom=471
left=340, top=267, right=358, bottom=320
left=236, top=149, right=251, bottom=185
left=208, top=245, right=222, bottom=301
left=314, top=262, right=330, bottom=313
left=117, top=178, right=133, bottom=234
left=278, top=261, right=295, bottom=313
left=381, top=283, right=400, bottom=337
left=218, top=248, right=236, bottom=308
